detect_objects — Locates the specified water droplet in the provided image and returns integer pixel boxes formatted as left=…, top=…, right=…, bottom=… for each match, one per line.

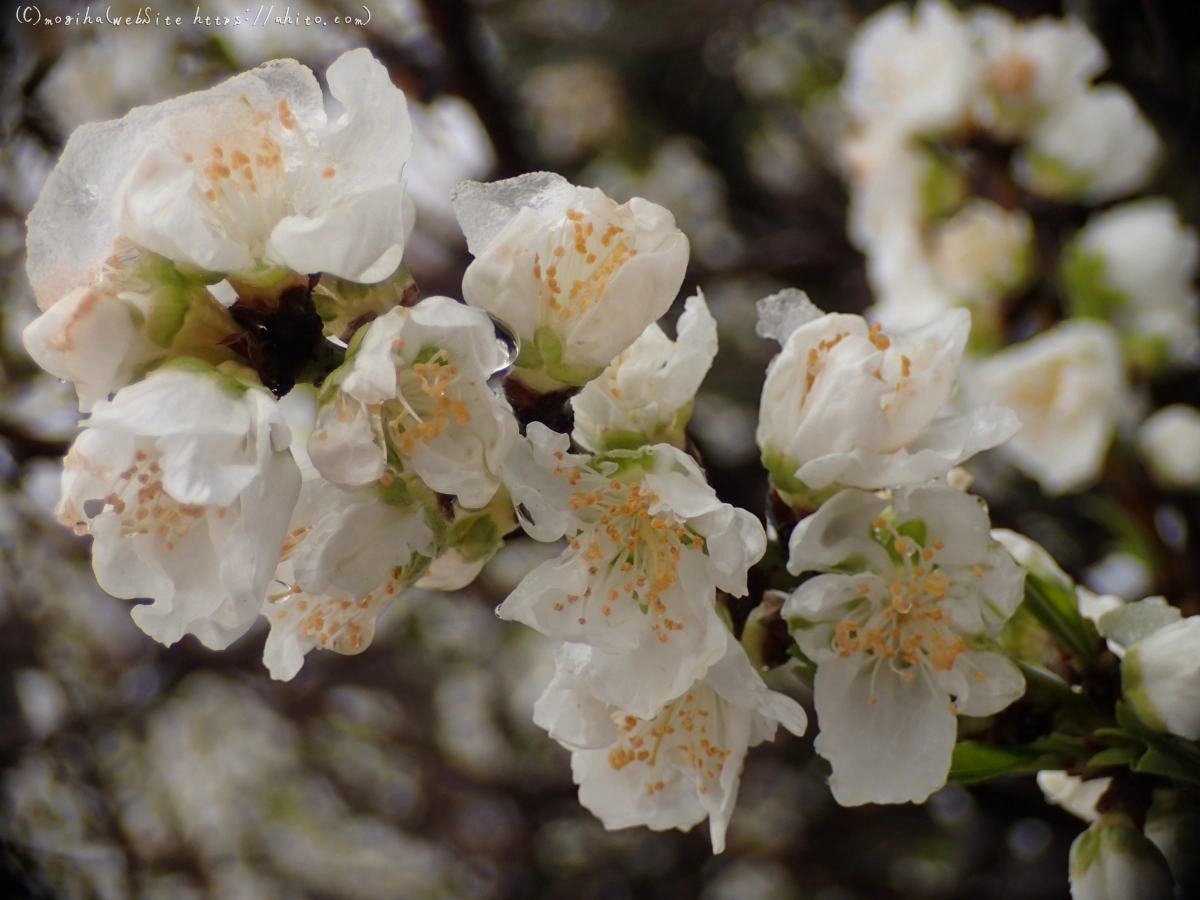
left=487, top=313, right=520, bottom=374
left=494, top=603, right=505, bottom=618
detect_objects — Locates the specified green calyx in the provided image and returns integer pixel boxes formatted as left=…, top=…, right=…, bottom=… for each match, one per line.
left=1060, top=245, right=1129, bottom=322
left=761, top=446, right=842, bottom=513
left=587, top=402, right=695, bottom=453
left=920, top=154, right=968, bottom=221
left=511, top=326, right=603, bottom=394
left=1018, top=150, right=1090, bottom=202
left=312, top=268, right=416, bottom=342
left=1121, top=648, right=1169, bottom=734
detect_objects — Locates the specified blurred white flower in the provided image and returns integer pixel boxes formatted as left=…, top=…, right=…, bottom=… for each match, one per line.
left=520, top=60, right=626, bottom=163
left=262, top=478, right=434, bottom=681
left=571, top=291, right=718, bottom=452
left=929, top=199, right=1033, bottom=310
left=58, top=365, right=301, bottom=649
left=498, top=424, right=765, bottom=717
left=1065, top=199, right=1199, bottom=364
left=1015, top=85, right=1161, bottom=204
left=841, top=0, right=979, bottom=137
left=756, top=308, right=1018, bottom=496
left=22, top=243, right=242, bottom=411
left=1122, top=615, right=1200, bottom=740
left=1037, top=771, right=1111, bottom=823
left=535, top=631, right=807, bottom=853
left=842, top=132, right=930, bottom=253
left=784, top=485, right=1026, bottom=806
left=406, top=96, right=496, bottom=242
left=309, top=297, right=516, bottom=509
left=967, top=320, right=1125, bottom=495
left=1137, top=404, right=1200, bottom=490
left=969, top=9, right=1107, bottom=139
left=454, top=172, right=689, bottom=389
left=27, top=49, right=414, bottom=310
left=1068, top=813, right=1174, bottom=900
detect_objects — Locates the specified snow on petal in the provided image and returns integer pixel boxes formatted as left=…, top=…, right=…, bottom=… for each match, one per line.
left=27, top=49, right=412, bottom=308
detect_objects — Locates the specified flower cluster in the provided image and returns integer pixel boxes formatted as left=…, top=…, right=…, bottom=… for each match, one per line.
left=21, top=22, right=1200, bottom=890
left=451, top=174, right=807, bottom=850
left=752, top=288, right=1027, bottom=805
left=839, top=0, right=1199, bottom=498
left=25, top=50, right=518, bottom=679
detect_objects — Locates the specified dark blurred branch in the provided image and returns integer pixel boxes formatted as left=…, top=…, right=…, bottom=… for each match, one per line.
left=0, top=416, right=68, bottom=465
left=419, top=0, right=528, bottom=178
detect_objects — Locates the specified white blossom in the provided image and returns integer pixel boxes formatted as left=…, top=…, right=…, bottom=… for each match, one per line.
left=57, top=364, right=301, bottom=649
left=841, top=0, right=979, bottom=138
left=1015, top=85, right=1161, bottom=204
left=498, top=424, right=765, bottom=717
left=309, top=297, right=517, bottom=509
left=262, top=478, right=434, bottom=681
left=1037, top=771, right=1111, bottom=823
left=966, top=320, right=1125, bottom=495
left=1066, top=199, right=1199, bottom=364
left=969, top=9, right=1107, bottom=139
left=534, top=631, right=807, bottom=853
left=571, top=291, right=718, bottom=452
left=1137, top=405, right=1200, bottom=490
left=784, top=484, right=1025, bottom=806
left=26, top=48, right=414, bottom=311
left=453, top=172, right=689, bottom=389
left=1069, top=814, right=1175, bottom=900
left=757, top=308, right=1019, bottom=496
left=1121, top=615, right=1200, bottom=741
left=21, top=242, right=242, bottom=411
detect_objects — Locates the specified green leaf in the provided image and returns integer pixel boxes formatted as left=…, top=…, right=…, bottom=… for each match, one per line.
left=1133, top=743, right=1200, bottom=791
left=1020, top=575, right=1098, bottom=667
left=1087, top=746, right=1141, bottom=769
left=948, top=741, right=1072, bottom=785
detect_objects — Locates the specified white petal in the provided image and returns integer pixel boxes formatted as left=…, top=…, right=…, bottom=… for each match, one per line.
left=813, top=656, right=957, bottom=806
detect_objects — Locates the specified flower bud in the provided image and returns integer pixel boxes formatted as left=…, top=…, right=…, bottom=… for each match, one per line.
left=1121, top=615, right=1200, bottom=740
left=1137, top=405, right=1200, bottom=490
left=571, top=291, right=717, bottom=452
left=1068, top=813, right=1174, bottom=900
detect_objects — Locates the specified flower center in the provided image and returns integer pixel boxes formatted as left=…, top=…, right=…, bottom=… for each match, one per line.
left=71, top=446, right=212, bottom=553
left=606, top=687, right=730, bottom=795
left=182, top=99, right=300, bottom=259
left=531, top=208, right=638, bottom=326
left=382, top=347, right=472, bottom=454
left=830, top=520, right=991, bottom=702
left=548, top=462, right=704, bottom=641
left=266, top=558, right=404, bottom=653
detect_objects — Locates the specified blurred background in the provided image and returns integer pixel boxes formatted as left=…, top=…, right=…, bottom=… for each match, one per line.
left=1, top=1, right=1198, bottom=897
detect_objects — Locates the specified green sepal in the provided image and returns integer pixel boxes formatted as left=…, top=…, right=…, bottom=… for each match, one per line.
left=1060, top=245, right=1128, bottom=321
left=1019, top=567, right=1099, bottom=668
